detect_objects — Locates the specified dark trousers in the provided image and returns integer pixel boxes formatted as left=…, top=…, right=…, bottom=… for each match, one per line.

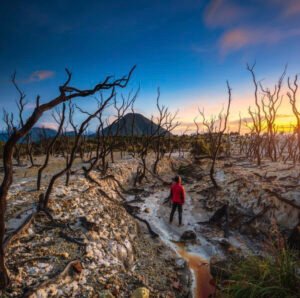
left=169, top=203, right=183, bottom=224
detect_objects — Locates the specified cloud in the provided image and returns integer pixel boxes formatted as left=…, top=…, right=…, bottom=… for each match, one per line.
left=220, top=28, right=255, bottom=52
left=283, top=0, right=300, bottom=17
left=37, top=121, right=58, bottom=130
left=27, top=70, right=55, bottom=83
left=204, top=0, right=300, bottom=28
left=269, top=0, right=300, bottom=18
left=220, top=27, right=300, bottom=54
left=203, top=1, right=300, bottom=57
left=204, top=0, right=246, bottom=28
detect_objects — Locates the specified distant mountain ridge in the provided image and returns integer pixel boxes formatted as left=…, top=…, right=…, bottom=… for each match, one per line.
left=0, top=127, right=58, bottom=143
left=0, top=113, right=169, bottom=143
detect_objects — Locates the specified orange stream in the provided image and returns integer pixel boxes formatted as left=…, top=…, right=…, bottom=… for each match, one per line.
left=176, top=243, right=215, bottom=298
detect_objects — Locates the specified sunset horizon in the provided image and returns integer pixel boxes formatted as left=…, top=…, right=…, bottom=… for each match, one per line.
left=2, top=1, right=300, bottom=134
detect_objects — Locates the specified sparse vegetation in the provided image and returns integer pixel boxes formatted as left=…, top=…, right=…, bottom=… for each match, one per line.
left=217, top=248, right=300, bottom=298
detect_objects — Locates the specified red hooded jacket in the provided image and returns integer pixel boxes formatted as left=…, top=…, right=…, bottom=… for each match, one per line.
left=170, top=182, right=185, bottom=205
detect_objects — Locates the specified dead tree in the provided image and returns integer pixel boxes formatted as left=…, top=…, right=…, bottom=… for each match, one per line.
left=36, top=127, right=49, bottom=156
left=127, top=104, right=137, bottom=157
left=82, top=110, right=104, bottom=177
left=260, top=67, right=286, bottom=161
left=287, top=74, right=300, bottom=161
left=134, top=90, right=179, bottom=184
left=247, top=62, right=263, bottom=166
left=152, top=89, right=179, bottom=174
left=65, top=101, right=79, bottom=186
left=78, top=133, right=88, bottom=162
left=25, top=134, right=37, bottom=167
left=277, top=133, right=289, bottom=161
left=284, top=132, right=298, bottom=163
left=37, top=104, right=66, bottom=190
left=191, top=120, right=209, bottom=160
left=40, top=89, right=116, bottom=209
left=237, top=113, right=244, bottom=155
left=178, top=126, right=190, bottom=158
left=134, top=118, right=158, bottom=185
left=2, top=76, right=27, bottom=167
left=94, top=97, right=117, bottom=175
left=82, top=97, right=108, bottom=177
left=106, top=91, right=138, bottom=165
left=199, top=82, right=232, bottom=189
left=0, top=66, right=135, bottom=289
left=87, top=91, right=137, bottom=175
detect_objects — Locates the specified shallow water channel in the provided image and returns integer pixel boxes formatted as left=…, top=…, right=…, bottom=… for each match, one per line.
left=127, top=189, right=218, bottom=297
left=176, top=243, right=215, bottom=297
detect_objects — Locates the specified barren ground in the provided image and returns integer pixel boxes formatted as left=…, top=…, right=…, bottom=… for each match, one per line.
left=2, top=153, right=300, bottom=297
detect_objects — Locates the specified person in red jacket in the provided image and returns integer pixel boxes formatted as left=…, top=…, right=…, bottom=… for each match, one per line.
left=169, top=175, right=185, bottom=226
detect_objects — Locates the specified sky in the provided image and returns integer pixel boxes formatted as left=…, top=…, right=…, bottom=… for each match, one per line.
left=1, top=0, right=300, bottom=133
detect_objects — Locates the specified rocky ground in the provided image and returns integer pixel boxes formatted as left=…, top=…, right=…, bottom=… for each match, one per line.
left=3, top=156, right=191, bottom=298
left=2, top=153, right=300, bottom=298
left=124, top=155, right=300, bottom=296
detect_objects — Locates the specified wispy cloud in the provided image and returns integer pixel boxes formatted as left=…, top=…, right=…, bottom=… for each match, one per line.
left=203, top=1, right=300, bottom=56
left=269, top=0, right=300, bottom=18
left=204, top=0, right=247, bottom=28
left=26, top=70, right=55, bottom=83
left=204, top=0, right=300, bottom=27
left=283, top=1, right=300, bottom=17
left=220, top=27, right=300, bottom=54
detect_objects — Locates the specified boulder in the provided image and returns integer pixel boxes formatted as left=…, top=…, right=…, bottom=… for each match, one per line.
left=180, top=230, right=197, bottom=241
left=175, top=258, right=186, bottom=269
left=131, top=287, right=150, bottom=298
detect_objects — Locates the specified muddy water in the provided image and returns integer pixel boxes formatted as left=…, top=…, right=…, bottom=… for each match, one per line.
left=130, top=189, right=217, bottom=297
left=176, top=243, right=215, bottom=298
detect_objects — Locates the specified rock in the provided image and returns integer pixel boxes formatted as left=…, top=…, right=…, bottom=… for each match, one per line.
left=72, top=261, right=83, bottom=274
left=180, top=230, right=197, bottom=241
left=47, top=285, right=58, bottom=296
left=60, top=252, right=69, bottom=259
left=175, top=258, right=186, bottom=269
left=27, top=228, right=34, bottom=235
left=218, top=238, right=230, bottom=248
left=35, top=288, right=48, bottom=298
left=287, top=224, right=300, bottom=250
left=131, top=287, right=150, bottom=298
left=172, top=280, right=181, bottom=290
left=80, top=216, right=99, bottom=231
left=144, top=208, right=150, bottom=213
left=217, top=238, right=238, bottom=253
left=113, top=232, right=122, bottom=241
left=88, top=231, right=99, bottom=240
left=99, top=290, right=115, bottom=298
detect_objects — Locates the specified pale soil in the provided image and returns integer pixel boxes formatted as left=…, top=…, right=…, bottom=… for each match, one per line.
left=125, top=155, right=300, bottom=296
left=1, top=152, right=300, bottom=297
left=2, top=155, right=191, bottom=298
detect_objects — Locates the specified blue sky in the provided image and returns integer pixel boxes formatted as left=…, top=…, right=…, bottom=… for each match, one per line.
left=1, top=0, right=300, bottom=132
